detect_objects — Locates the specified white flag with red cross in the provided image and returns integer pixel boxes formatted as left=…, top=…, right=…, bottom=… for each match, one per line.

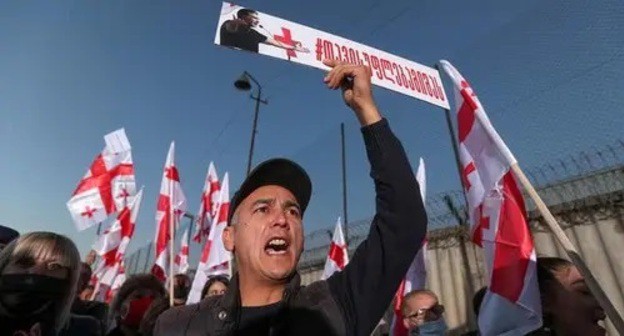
left=174, top=227, right=190, bottom=275
left=151, top=142, right=188, bottom=282
left=92, top=260, right=125, bottom=303
left=187, top=173, right=231, bottom=304
left=67, top=129, right=136, bottom=231
left=440, top=60, right=541, bottom=335
left=92, top=188, right=143, bottom=268
left=321, top=217, right=349, bottom=280
left=391, top=158, right=427, bottom=336
left=91, top=188, right=143, bottom=301
left=193, top=162, right=221, bottom=243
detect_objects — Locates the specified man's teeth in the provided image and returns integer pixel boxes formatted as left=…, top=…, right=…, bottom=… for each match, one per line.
left=270, top=238, right=287, bottom=246
left=266, top=238, right=288, bottom=255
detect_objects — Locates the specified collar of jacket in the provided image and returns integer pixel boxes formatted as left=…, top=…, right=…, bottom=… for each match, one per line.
left=216, top=271, right=302, bottom=332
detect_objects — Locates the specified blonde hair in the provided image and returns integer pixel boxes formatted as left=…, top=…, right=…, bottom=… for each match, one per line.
left=0, top=231, right=81, bottom=332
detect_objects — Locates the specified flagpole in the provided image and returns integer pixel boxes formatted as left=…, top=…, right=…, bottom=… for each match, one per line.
left=340, top=123, right=349, bottom=246
left=143, top=242, right=152, bottom=273
left=91, top=281, right=100, bottom=301
left=132, top=249, right=142, bottom=274
left=434, top=64, right=482, bottom=294
left=509, top=163, right=624, bottom=333
left=441, top=107, right=483, bottom=294
left=186, top=214, right=194, bottom=248
left=169, top=178, right=175, bottom=307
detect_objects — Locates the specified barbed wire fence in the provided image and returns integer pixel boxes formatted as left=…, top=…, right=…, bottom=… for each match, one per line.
left=124, top=140, right=624, bottom=274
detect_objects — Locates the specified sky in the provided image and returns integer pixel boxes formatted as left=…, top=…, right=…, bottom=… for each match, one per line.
left=1, top=0, right=623, bottom=264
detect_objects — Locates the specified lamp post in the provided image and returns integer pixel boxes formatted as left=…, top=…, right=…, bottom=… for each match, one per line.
left=234, top=71, right=268, bottom=176
left=183, top=212, right=195, bottom=248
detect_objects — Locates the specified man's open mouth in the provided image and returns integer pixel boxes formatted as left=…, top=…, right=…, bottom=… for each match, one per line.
left=265, top=237, right=290, bottom=255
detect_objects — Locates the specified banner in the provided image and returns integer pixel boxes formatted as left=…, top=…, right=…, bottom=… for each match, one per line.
left=214, top=2, right=449, bottom=109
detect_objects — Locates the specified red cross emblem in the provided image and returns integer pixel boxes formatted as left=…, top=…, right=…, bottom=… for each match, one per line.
left=472, top=204, right=491, bottom=247
left=196, top=193, right=212, bottom=235
left=117, top=188, right=130, bottom=199
left=81, top=206, right=97, bottom=218
left=165, top=166, right=180, bottom=182
left=460, top=80, right=479, bottom=110
left=274, top=28, right=302, bottom=60
left=328, top=242, right=347, bottom=269
left=118, top=207, right=134, bottom=238
left=117, top=188, right=131, bottom=206
left=462, top=162, right=476, bottom=191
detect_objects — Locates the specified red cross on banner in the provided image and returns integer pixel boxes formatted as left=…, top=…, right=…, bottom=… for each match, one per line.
left=274, top=27, right=299, bottom=59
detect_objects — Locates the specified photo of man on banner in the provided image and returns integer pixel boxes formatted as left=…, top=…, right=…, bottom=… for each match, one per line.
left=218, top=6, right=310, bottom=57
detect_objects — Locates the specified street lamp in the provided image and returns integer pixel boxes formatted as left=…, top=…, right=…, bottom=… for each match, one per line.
left=234, top=71, right=268, bottom=176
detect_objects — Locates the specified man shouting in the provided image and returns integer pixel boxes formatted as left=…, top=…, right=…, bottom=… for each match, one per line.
left=154, top=59, right=427, bottom=336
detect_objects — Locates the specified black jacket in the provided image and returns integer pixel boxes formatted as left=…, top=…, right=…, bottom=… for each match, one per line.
left=60, top=314, right=102, bottom=336
left=154, top=119, right=427, bottom=336
left=71, top=299, right=109, bottom=332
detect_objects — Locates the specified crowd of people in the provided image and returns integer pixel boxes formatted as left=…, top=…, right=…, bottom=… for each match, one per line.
left=0, top=60, right=608, bottom=336
left=0, top=226, right=606, bottom=335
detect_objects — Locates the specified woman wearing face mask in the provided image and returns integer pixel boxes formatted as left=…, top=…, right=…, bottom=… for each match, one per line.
left=526, top=257, right=607, bottom=336
left=200, top=275, right=230, bottom=300
left=138, top=297, right=170, bottom=336
left=107, top=274, right=166, bottom=336
left=0, top=232, right=81, bottom=336
left=172, top=274, right=191, bottom=306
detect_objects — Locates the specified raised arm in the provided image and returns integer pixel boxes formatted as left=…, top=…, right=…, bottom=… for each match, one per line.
left=322, top=59, right=427, bottom=336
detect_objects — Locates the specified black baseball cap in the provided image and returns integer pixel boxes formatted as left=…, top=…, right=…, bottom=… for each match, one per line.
left=228, top=158, right=312, bottom=224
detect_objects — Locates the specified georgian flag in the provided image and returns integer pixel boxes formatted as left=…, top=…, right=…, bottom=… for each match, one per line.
left=187, top=173, right=232, bottom=304
left=152, top=142, right=187, bottom=282
left=67, top=129, right=136, bottom=231
left=440, top=60, right=541, bottom=336
left=193, top=162, right=221, bottom=243
left=321, top=217, right=349, bottom=280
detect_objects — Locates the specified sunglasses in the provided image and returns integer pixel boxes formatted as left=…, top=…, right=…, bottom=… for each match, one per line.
left=405, top=304, right=444, bottom=321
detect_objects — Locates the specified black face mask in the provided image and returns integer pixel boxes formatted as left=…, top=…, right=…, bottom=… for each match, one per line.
left=0, top=274, right=67, bottom=334
left=174, top=285, right=189, bottom=300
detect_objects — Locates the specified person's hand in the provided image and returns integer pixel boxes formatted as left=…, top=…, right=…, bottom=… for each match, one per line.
left=323, top=59, right=381, bottom=126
